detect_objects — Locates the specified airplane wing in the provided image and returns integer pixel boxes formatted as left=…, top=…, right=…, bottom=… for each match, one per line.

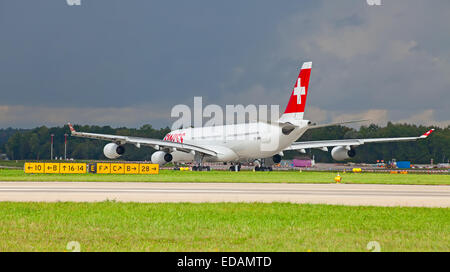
left=284, top=129, right=435, bottom=151
left=67, top=123, right=217, bottom=156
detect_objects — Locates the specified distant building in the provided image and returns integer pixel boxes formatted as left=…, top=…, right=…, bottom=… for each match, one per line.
left=292, top=156, right=315, bottom=168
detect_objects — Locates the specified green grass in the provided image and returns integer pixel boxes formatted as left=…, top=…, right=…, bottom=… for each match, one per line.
left=0, top=168, right=449, bottom=185
left=0, top=160, right=25, bottom=168
left=0, top=202, right=448, bottom=252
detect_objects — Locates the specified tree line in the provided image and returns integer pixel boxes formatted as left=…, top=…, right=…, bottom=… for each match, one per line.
left=291, top=123, right=449, bottom=164
left=1, top=123, right=449, bottom=164
left=2, top=124, right=170, bottom=161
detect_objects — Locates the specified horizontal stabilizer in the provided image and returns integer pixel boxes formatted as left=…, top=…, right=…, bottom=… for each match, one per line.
left=307, top=119, right=369, bottom=129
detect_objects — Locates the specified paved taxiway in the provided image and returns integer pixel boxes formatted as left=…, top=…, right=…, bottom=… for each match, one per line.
left=0, top=182, right=449, bottom=207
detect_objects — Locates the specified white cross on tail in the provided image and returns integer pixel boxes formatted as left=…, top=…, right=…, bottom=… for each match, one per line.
left=293, top=78, right=305, bottom=104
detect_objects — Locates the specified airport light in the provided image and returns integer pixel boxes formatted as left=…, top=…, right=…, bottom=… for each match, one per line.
left=50, top=134, right=54, bottom=160
left=64, top=134, right=68, bottom=160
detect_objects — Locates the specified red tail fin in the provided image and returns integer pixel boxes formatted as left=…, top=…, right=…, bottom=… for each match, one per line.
left=283, top=62, right=312, bottom=115
left=279, top=62, right=312, bottom=125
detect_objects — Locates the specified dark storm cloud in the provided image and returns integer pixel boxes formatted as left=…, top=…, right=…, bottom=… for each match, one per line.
left=0, top=0, right=449, bottom=128
left=0, top=0, right=301, bottom=107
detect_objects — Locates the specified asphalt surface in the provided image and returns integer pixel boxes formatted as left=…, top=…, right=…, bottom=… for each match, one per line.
left=0, top=181, right=449, bottom=207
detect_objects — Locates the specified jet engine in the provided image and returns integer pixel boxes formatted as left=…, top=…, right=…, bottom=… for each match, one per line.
left=263, top=154, right=283, bottom=166
left=331, top=146, right=356, bottom=161
left=151, top=151, right=173, bottom=165
left=103, top=143, right=125, bottom=159
left=272, top=154, right=282, bottom=164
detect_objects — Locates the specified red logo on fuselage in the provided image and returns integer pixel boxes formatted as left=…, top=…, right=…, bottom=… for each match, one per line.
left=163, top=133, right=185, bottom=143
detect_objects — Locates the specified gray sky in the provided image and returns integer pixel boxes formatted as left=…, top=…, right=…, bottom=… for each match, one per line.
left=0, top=0, right=449, bottom=128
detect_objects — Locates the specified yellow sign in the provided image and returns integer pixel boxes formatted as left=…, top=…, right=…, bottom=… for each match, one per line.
left=96, top=163, right=111, bottom=174
left=140, top=164, right=159, bottom=174
left=24, top=162, right=45, bottom=174
left=124, top=164, right=140, bottom=174
left=24, top=162, right=160, bottom=175
left=110, top=163, right=125, bottom=174
left=44, top=163, right=60, bottom=174
left=60, top=163, right=86, bottom=174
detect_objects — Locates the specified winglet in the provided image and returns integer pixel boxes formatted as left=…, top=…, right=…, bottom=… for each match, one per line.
left=420, top=129, right=435, bottom=138
left=68, top=122, right=76, bottom=133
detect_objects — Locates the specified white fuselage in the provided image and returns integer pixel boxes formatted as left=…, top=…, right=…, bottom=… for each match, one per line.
left=164, top=121, right=310, bottom=163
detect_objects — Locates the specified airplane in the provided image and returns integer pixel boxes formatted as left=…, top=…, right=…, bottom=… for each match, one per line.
left=67, top=61, right=434, bottom=171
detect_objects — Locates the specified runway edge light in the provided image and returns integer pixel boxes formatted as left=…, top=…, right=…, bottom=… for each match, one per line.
left=334, top=173, right=342, bottom=183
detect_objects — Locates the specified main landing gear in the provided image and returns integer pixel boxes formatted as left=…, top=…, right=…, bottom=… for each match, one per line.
left=254, top=166, right=273, bottom=171
left=254, top=159, right=273, bottom=171
left=191, top=153, right=211, bottom=171
left=192, top=165, right=211, bottom=171
left=229, top=164, right=241, bottom=172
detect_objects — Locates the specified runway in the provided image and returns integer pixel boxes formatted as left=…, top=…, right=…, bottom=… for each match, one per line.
left=0, top=181, right=449, bottom=207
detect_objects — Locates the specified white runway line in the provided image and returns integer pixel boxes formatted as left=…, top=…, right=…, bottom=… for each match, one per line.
left=0, top=181, right=448, bottom=207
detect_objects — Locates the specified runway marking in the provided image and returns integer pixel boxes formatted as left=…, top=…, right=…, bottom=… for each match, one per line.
left=0, top=182, right=449, bottom=207
left=0, top=188, right=449, bottom=197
